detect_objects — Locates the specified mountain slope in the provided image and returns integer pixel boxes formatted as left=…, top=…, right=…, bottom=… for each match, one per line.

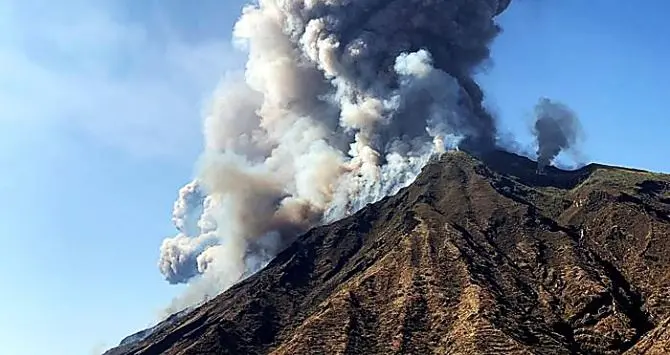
left=110, top=150, right=670, bottom=355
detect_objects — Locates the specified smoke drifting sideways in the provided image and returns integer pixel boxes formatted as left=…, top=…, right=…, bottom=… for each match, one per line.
left=158, top=0, right=515, bottom=312
left=532, top=98, right=584, bottom=172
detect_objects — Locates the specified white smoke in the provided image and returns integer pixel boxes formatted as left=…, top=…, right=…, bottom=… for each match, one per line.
left=158, top=0, right=511, bottom=310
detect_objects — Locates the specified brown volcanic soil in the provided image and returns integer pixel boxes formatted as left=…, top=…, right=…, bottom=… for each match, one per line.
left=109, top=151, right=670, bottom=355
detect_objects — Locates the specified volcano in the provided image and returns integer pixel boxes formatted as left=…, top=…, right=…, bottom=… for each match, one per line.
left=106, top=150, right=670, bottom=355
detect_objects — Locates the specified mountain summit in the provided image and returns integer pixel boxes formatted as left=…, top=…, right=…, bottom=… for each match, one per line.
left=108, top=150, right=670, bottom=355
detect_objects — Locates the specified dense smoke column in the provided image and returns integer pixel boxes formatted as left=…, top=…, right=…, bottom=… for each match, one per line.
left=532, top=98, right=583, bottom=172
left=284, top=0, right=512, bottom=152
left=158, top=0, right=514, bottom=310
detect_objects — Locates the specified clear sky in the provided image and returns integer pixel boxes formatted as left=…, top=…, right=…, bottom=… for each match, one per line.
left=0, top=1, right=668, bottom=354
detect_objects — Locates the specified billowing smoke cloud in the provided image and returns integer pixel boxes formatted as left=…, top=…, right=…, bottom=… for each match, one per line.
left=158, top=0, right=513, bottom=310
left=532, top=97, right=583, bottom=172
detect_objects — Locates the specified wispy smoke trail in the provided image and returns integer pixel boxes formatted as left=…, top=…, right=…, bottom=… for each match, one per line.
left=158, top=0, right=513, bottom=311
left=532, top=97, right=583, bottom=172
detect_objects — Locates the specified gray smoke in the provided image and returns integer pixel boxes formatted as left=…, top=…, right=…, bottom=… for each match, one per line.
left=532, top=97, right=583, bottom=171
left=158, top=0, right=514, bottom=310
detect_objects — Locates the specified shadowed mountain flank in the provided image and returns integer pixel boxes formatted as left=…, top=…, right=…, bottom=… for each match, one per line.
left=108, top=150, right=670, bottom=355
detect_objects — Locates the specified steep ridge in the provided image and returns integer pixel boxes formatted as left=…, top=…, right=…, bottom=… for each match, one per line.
left=109, top=150, right=670, bottom=355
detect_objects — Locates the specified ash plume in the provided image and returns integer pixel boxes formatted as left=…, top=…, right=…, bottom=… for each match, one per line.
left=158, top=0, right=514, bottom=310
left=532, top=98, right=583, bottom=172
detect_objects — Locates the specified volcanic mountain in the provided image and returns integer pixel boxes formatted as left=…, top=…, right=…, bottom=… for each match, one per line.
left=107, top=150, right=670, bottom=355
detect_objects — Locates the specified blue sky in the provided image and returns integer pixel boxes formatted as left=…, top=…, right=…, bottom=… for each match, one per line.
left=0, top=1, right=668, bottom=354
left=482, top=0, right=670, bottom=171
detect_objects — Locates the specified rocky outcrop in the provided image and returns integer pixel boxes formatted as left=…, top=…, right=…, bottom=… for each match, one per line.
left=110, top=150, right=670, bottom=355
